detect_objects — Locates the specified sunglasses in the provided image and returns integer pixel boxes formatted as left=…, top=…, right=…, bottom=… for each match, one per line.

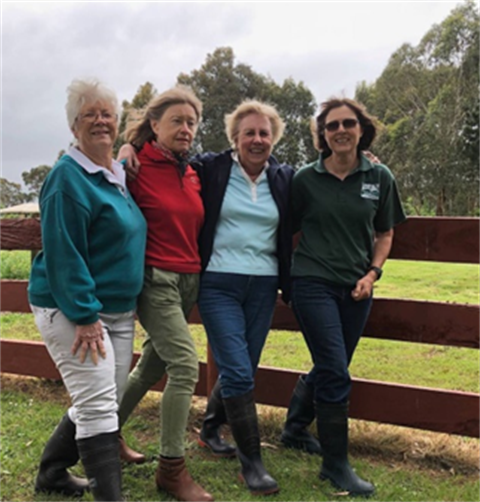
left=323, top=118, right=359, bottom=132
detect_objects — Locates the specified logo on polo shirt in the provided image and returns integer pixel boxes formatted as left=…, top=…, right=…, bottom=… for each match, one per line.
left=360, top=183, right=380, bottom=200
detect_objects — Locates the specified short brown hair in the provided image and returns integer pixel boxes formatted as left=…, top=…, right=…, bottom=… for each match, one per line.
left=125, top=85, right=202, bottom=150
left=311, top=97, right=377, bottom=156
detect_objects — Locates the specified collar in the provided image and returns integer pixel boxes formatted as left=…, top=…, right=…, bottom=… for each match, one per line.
left=68, top=146, right=126, bottom=188
left=231, top=151, right=269, bottom=184
left=312, top=152, right=374, bottom=175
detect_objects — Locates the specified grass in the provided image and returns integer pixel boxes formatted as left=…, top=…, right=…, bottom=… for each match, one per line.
left=0, top=250, right=31, bottom=280
left=1, top=374, right=479, bottom=502
left=1, top=254, right=479, bottom=394
left=1, top=254, right=478, bottom=393
left=1, top=251, right=479, bottom=304
left=1, top=252, right=479, bottom=501
left=378, top=260, right=479, bottom=304
left=2, top=316, right=478, bottom=394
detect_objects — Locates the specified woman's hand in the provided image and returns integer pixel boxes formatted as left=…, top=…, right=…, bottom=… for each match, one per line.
left=71, top=321, right=107, bottom=364
left=351, top=273, right=375, bottom=301
left=362, top=150, right=380, bottom=164
left=117, top=144, right=141, bottom=180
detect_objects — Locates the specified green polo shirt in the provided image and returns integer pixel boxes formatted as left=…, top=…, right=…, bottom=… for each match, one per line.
left=291, top=154, right=406, bottom=286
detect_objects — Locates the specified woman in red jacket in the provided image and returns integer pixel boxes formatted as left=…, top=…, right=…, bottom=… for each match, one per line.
left=117, top=86, right=213, bottom=502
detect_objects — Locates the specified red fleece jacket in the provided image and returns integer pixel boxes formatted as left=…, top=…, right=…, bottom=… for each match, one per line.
left=128, top=142, right=204, bottom=273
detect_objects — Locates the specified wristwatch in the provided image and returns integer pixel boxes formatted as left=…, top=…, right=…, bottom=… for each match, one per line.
left=367, top=266, right=383, bottom=281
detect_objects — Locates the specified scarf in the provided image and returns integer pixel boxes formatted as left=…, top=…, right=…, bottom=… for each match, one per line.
left=152, top=141, right=190, bottom=176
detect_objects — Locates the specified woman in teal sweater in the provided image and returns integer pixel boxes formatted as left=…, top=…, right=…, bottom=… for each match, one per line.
left=28, top=78, right=146, bottom=501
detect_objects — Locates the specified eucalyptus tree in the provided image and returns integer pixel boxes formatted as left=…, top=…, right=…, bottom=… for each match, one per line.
left=178, top=46, right=317, bottom=168
left=355, top=0, right=479, bottom=215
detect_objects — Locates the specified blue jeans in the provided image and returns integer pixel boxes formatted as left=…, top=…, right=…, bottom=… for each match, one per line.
left=198, top=272, right=279, bottom=398
left=291, top=278, right=373, bottom=404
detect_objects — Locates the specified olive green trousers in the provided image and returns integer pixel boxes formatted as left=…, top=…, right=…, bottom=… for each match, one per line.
left=118, top=266, right=199, bottom=457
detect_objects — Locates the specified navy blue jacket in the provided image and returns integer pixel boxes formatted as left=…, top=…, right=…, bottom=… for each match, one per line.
left=191, top=149, right=294, bottom=303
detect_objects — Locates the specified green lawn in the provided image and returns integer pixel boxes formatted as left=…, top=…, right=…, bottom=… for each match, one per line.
left=1, top=255, right=479, bottom=394
left=1, top=252, right=479, bottom=501
left=1, top=314, right=478, bottom=394
left=0, top=250, right=31, bottom=279
left=378, top=260, right=479, bottom=304
left=1, top=251, right=479, bottom=303
left=1, top=374, right=478, bottom=502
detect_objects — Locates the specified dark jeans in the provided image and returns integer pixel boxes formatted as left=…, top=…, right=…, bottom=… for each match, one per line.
left=291, top=277, right=373, bottom=404
left=198, top=272, right=278, bottom=398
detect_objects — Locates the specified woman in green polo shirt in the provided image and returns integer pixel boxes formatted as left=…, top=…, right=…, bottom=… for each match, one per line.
left=290, top=97, right=406, bottom=497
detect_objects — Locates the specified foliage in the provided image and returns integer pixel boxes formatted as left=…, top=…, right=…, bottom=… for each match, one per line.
left=2, top=3, right=478, bottom=211
left=356, top=0, right=479, bottom=216
left=461, top=97, right=479, bottom=165
left=265, top=77, right=318, bottom=169
left=114, top=82, right=158, bottom=155
left=21, top=165, right=52, bottom=202
left=0, top=250, right=31, bottom=279
left=1, top=153, right=63, bottom=207
left=178, top=47, right=269, bottom=152
left=0, top=178, right=28, bottom=208
left=177, top=47, right=317, bottom=168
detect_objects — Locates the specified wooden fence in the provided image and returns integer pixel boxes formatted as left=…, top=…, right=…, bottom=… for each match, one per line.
left=1, top=217, right=479, bottom=437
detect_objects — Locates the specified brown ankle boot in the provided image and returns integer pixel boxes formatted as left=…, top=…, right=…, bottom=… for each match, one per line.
left=119, top=434, right=146, bottom=464
left=155, top=457, right=214, bottom=501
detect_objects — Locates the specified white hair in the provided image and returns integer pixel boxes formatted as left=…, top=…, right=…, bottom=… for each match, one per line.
left=65, top=78, right=120, bottom=130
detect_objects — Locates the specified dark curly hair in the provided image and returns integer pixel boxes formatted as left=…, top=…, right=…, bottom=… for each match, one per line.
left=311, top=97, right=377, bottom=157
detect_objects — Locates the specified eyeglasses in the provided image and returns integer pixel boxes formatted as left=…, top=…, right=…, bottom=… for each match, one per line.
left=77, top=111, right=117, bottom=123
left=323, top=118, right=359, bottom=132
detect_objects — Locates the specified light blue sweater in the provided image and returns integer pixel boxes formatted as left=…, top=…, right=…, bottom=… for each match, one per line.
left=206, top=161, right=279, bottom=275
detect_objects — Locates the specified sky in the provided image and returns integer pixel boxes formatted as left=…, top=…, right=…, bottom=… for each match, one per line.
left=1, top=0, right=462, bottom=185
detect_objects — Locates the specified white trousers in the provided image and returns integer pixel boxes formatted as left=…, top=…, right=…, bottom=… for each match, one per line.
left=31, top=305, right=135, bottom=439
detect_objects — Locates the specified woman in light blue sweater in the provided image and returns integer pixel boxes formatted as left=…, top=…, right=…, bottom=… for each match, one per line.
left=28, top=78, right=146, bottom=501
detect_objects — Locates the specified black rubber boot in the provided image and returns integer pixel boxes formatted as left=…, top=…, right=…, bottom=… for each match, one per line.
left=77, top=431, right=123, bottom=502
left=224, top=391, right=279, bottom=495
left=280, top=375, right=322, bottom=455
left=35, top=413, right=89, bottom=497
left=316, top=402, right=375, bottom=497
left=199, top=379, right=236, bottom=458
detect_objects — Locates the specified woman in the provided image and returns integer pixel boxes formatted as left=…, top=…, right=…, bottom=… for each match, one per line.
left=291, top=97, right=406, bottom=496
left=120, top=100, right=294, bottom=495
left=116, top=86, right=213, bottom=502
left=192, top=100, right=293, bottom=495
left=28, top=78, right=147, bottom=501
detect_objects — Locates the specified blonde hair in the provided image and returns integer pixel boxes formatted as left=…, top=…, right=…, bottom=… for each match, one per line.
left=65, top=78, right=120, bottom=130
left=224, top=100, right=285, bottom=148
left=125, top=85, right=202, bottom=150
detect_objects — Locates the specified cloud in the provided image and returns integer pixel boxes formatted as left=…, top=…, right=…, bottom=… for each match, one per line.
left=2, top=2, right=252, bottom=182
left=1, top=1, right=460, bottom=183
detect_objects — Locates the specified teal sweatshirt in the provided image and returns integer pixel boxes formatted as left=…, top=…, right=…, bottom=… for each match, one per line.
left=28, top=149, right=147, bottom=325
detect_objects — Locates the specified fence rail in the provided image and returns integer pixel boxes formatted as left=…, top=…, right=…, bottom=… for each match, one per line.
left=1, top=216, right=479, bottom=437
